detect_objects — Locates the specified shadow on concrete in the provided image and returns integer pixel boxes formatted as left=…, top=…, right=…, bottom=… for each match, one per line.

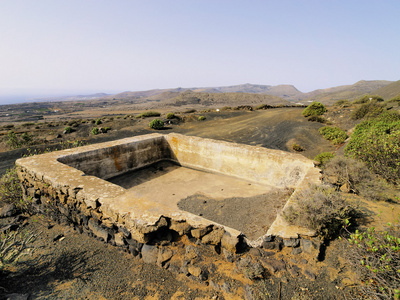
left=107, top=160, right=181, bottom=190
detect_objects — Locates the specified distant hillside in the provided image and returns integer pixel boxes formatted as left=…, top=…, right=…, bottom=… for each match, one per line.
left=191, top=83, right=303, bottom=101
left=104, top=84, right=302, bottom=103
left=301, top=80, right=393, bottom=105
left=371, top=80, right=400, bottom=99
left=162, top=91, right=289, bottom=107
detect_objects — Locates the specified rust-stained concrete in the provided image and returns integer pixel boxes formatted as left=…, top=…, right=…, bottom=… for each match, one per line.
left=16, top=133, right=321, bottom=250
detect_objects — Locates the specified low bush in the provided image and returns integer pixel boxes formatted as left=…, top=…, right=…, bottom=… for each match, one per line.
left=386, top=95, right=400, bottom=107
left=6, top=131, right=21, bottom=149
left=64, top=126, right=74, bottom=134
left=302, top=102, right=327, bottom=117
left=345, top=112, right=400, bottom=183
left=166, top=113, right=175, bottom=119
left=6, top=132, right=36, bottom=150
left=319, top=126, right=348, bottom=144
left=149, top=119, right=164, bottom=130
left=344, top=220, right=400, bottom=299
left=282, top=184, right=358, bottom=239
left=292, top=143, right=304, bottom=152
left=308, top=115, right=328, bottom=123
left=136, top=111, right=161, bottom=118
left=255, top=104, right=273, bottom=110
left=351, top=101, right=384, bottom=120
left=334, top=99, right=351, bottom=107
left=198, top=116, right=206, bottom=121
left=95, top=119, right=102, bottom=125
left=0, top=168, right=23, bottom=209
left=0, top=229, right=39, bottom=270
left=184, top=109, right=197, bottom=114
left=323, top=156, right=388, bottom=201
left=314, top=152, right=335, bottom=166
left=91, top=127, right=99, bottom=135
left=353, top=94, right=384, bottom=104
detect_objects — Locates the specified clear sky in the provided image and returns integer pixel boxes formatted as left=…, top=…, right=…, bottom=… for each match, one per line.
left=0, top=0, right=399, bottom=103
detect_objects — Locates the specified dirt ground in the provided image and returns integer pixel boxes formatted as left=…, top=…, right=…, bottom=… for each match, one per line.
left=0, top=214, right=353, bottom=300
left=177, top=189, right=292, bottom=241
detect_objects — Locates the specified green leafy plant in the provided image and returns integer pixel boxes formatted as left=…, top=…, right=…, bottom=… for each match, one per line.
left=282, top=184, right=358, bottom=239
left=334, top=99, right=351, bottom=107
left=6, top=131, right=21, bottom=150
left=302, top=102, right=327, bottom=117
left=308, top=115, right=328, bottom=123
left=198, top=116, right=206, bottom=121
left=64, top=126, right=74, bottom=134
left=91, top=127, right=99, bottom=135
left=314, top=152, right=335, bottom=167
left=292, top=143, right=304, bottom=152
left=351, top=101, right=384, bottom=120
left=95, top=118, right=102, bottom=125
left=166, top=113, right=175, bottom=119
left=353, top=94, right=384, bottom=104
left=345, top=112, right=400, bottom=183
left=344, top=219, right=400, bottom=299
left=319, top=126, right=348, bottom=145
left=149, top=119, right=164, bottom=130
left=136, top=111, right=161, bottom=118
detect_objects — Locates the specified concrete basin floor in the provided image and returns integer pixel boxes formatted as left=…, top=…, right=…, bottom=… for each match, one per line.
left=108, top=160, right=293, bottom=240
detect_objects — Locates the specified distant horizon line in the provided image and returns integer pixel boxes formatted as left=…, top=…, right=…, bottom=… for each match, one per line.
left=0, top=79, right=397, bottom=105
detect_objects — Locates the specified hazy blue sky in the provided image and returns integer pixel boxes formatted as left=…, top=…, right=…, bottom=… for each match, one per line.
left=0, top=0, right=399, bottom=102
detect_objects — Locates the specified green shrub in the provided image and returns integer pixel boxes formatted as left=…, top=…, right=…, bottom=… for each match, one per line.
left=344, top=220, right=400, bottom=299
left=184, top=109, right=196, bottom=113
left=21, top=133, right=32, bottom=144
left=136, top=111, right=161, bottom=118
left=319, top=126, right=348, bottom=144
left=292, top=143, right=304, bottom=152
left=350, top=101, right=384, bottom=120
left=21, top=122, right=35, bottom=127
left=255, top=104, right=273, bottom=110
left=353, top=94, right=384, bottom=104
left=282, top=184, right=358, bottom=239
left=345, top=112, right=400, bottom=183
left=91, top=127, right=99, bottom=135
left=387, top=95, right=400, bottom=106
left=64, top=126, right=74, bottom=134
left=324, top=156, right=388, bottom=201
left=302, top=102, right=327, bottom=117
left=314, top=152, right=335, bottom=167
left=166, top=113, right=175, bottom=119
left=0, top=168, right=23, bottom=209
left=95, top=118, right=102, bottom=125
left=308, top=115, right=328, bottom=123
left=198, top=116, right=206, bottom=121
left=149, top=119, right=164, bottom=130
left=104, top=127, right=111, bottom=132
left=6, top=131, right=21, bottom=150
left=334, top=99, right=351, bottom=107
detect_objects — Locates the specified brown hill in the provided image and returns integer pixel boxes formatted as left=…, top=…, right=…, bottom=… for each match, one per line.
left=162, top=91, right=289, bottom=107
left=371, top=80, right=400, bottom=99
left=301, top=80, right=393, bottom=105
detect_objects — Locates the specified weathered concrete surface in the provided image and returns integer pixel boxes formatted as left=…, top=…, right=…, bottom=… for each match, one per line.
left=16, top=133, right=321, bottom=251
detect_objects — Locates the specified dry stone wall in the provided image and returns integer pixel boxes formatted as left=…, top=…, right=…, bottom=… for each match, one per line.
left=16, top=133, right=323, bottom=284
